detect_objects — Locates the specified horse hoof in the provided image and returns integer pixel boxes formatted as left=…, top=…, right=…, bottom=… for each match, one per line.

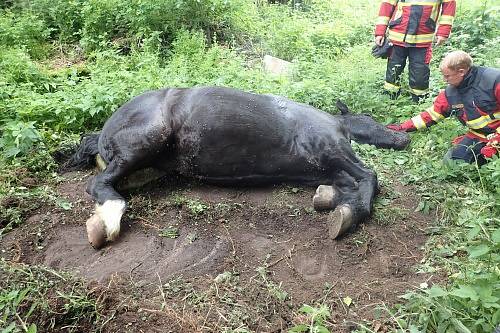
left=313, top=185, right=338, bottom=211
left=327, top=204, right=353, bottom=239
left=86, top=214, right=106, bottom=249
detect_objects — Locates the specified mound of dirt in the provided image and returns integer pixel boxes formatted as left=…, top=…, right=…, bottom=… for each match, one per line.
left=0, top=171, right=437, bottom=332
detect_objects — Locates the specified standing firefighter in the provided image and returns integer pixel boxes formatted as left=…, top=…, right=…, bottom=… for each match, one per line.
left=387, top=51, right=500, bottom=165
left=374, top=0, right=456, bottom=102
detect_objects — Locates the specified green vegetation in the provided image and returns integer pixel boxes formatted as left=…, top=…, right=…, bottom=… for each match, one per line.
left=290, top=304, right=331, bottom=333
left=1, top=0, right=499, bottom=332
left=0, top=261, right=106, bottom=332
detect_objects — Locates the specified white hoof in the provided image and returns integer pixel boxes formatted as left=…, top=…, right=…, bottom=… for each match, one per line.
left=328, top=204, right=353, bottom=239
left=86, top=214, right=106, bottom=249
left=313, top=185, right=338, bottom=211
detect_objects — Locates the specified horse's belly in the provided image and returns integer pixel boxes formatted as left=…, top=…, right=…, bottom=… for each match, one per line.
left=176, top=145, right=319, bottom=181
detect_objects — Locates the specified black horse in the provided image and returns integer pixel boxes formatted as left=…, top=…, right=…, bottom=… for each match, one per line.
left=66, top=86, right=409, bottom=248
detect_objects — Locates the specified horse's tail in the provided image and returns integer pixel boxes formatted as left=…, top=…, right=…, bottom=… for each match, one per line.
left=59, top=133, right=101, bottom=171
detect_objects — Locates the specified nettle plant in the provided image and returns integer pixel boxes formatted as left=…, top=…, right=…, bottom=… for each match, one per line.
left=0, top=121, right=41, bottom=158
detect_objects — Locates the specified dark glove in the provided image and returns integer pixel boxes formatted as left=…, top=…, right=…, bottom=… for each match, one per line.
left=372, top=39, right=393, bottom=59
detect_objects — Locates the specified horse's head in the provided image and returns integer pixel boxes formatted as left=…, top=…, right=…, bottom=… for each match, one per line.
left=336, top=100, right=410, bottom=150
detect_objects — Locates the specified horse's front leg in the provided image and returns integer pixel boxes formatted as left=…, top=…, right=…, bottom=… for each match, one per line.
left=85, top=159, right=129, bottom=248
left=312, top=143, right=378, bottom=239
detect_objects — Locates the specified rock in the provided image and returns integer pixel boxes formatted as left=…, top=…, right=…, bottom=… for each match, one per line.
left=263, top=55, right=291, bottom=75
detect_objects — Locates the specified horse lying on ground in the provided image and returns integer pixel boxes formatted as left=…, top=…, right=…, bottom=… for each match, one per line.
left=65, top=86, right=410, bottom=248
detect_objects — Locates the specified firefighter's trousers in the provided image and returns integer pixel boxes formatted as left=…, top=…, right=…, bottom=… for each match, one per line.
left=384, top=45, right=432, bottom=101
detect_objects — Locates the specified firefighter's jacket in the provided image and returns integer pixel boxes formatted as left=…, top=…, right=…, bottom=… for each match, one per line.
left=409, top=66, right=500, bottom=141
left=375, top=0, right=456, bottom=47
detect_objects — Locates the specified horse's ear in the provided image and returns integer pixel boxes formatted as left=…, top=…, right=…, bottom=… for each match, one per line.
left=336, top=100, right=350, bottom=115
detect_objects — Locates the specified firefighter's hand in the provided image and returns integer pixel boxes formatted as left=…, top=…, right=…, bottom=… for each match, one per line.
left=435, top=36, right=447, bottom=46
left=375, top=35, right=385, bottom=46
left=386, top=124, right=405, bottom=131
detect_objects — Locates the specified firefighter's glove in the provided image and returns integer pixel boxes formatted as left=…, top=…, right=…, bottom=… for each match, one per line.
left=481, top=133, right=500, bottom=158
left=386, top=120, right=415, bottom=132
left=481, top=145, right=497, bottom=159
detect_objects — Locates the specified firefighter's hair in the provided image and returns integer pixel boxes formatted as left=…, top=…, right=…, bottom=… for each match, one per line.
left=440, top=51, right=473, bottom=71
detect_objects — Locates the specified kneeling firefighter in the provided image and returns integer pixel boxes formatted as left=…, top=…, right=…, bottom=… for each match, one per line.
left=387, top=51, right=500, bottom=165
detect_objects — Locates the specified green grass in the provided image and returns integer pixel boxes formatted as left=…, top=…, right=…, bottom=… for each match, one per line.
left=0, top=261, right=106, bottom=332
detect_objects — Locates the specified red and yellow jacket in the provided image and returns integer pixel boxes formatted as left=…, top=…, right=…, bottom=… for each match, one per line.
left=375, top=0, right=456, bottom=47
left=401, top=67, right=500, bottom=141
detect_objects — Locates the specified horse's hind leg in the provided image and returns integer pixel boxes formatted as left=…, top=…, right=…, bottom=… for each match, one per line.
left=85, top=158, right=132, bottom=248
left=96, top=154, right=166, bottom=191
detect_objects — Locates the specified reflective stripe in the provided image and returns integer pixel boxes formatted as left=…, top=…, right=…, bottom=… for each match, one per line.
left=376, top=16, right=391, bottom=25
left=430, top=5, right=439, bottom=20
left=427, top=107, right=445, bottom=122
left=394, top=6, right=403, bottom=20
left=466, top=112, right=500, bottom=129
left=410, top=87, right=429, bottom=96
left=389, top=30, right=434, bottom=43
left=384, top=81, right=400, bottom=92
left=399, top=2, right=440, bottom=6
left=411, top=115, right=427, bottom=129
left=439, top=15, right=454, bottom=25
left=469, top=129, right=487, bottom=139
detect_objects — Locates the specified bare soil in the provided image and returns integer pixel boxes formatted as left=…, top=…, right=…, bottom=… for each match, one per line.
left=0, top=171, right=438, bottom=332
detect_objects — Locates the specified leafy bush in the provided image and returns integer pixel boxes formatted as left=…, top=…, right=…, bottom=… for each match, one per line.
left=449, top=6, right=499, bottom=51
left=80, top=0, right=240, bottom=52
left=28, top=0, right=85, bottom=43
left=399, top=276, right=500, bottom=333
left=0, top=11, right=51, bottom=58
left=164, top=30, right=249, bottom=87
left=290, top=304, right=331, bottom=333
left=0, top=48, right=49, bottom=87
left=433, top=5, right=500, bottom=64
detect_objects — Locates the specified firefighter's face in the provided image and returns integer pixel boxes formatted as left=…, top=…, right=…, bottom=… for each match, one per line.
left=441, top=67, right=466, bottom=86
